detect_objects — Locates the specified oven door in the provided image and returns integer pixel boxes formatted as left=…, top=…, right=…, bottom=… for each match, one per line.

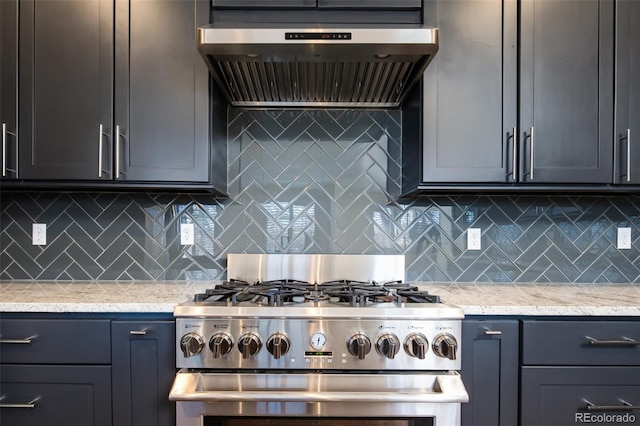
left=170, top=370, right=468, bottom=426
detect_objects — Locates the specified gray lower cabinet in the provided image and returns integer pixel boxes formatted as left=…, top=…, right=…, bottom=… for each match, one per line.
left=112, top=320, right=176, bottom=426
left=521, top=367, right=640, bottom=426
left=0, top=0, right=18, bottom=181
left=615, top=0, right=640, bottom=185
left=0, top=318, right=112, bottom=426
left=519, top=0, right=614, bottom=183
left=521, top=319, right=640, bottom=426
left=461, top=319, right=519, bottom=426
left=0, top=315, right=176, bottom=425
left=11, top=0, right=222, bottom=191
left=0, top=365, right=112, bottom=426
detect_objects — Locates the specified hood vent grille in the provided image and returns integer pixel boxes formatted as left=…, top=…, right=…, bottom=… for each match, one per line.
left=213, top=60, right=418, bottom=107
left=199, top=26, right=438, bottom=108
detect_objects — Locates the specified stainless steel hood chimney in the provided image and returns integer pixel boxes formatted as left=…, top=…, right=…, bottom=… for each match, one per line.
left=198, top=24, right=438, bottom=108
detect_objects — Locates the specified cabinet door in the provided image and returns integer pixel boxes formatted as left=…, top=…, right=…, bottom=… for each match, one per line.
left=520, top=0, right=614, bottom=183
left=420, top=0, right=517, bottom=183
left=18, top=0, right=114, bottom=180
left=112, top=320, right=176, bottom=426
left=461, top=320, right=519, bottom=426
left=615, top=0, right=640, bottom=184
left=114, top=0, right=210, bottom=183
left=0, top=0, right=18, bottom=180
left=521, top=367, right=640, bottom=426
left=0, top=365, right=112, bottom=426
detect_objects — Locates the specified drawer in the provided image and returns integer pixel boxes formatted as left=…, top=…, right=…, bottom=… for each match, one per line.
left=0, top=319, right=111, bottom=364
left=318, top=0, right=421, bottom=9
left=0, top=364, right=112, bottom=426
left=212, top=0, right=316, bottom=8
left=522, top=320, right=640, bottom=366
left=521, top=367, right=640, bottom=426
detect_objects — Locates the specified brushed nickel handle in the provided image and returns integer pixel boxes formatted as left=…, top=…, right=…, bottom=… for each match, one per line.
left=2, top=122, right=6, bottom=177
left=483, top=329, right=503, bottom=336
left=0, top=396, right=40, bottom=409
left=0, top=336, right=36, bottom=344
left=529, top=126, right=534, bottom=180
left=129, top=330, right=147, bottom=336
left=584, top=399, right=640, bottom=412
left=115, top=124, right=121, bottom=178
left=627, top=128, right=631, bottom=182
left=98, top=124, right=104, bottom=178
left=512, top=127, right=518, bottom=181
left=585, top=336, right=639, bottom=346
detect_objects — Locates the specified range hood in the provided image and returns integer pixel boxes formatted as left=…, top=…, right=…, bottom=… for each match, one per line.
left=198, top=24, right=438, bottom=108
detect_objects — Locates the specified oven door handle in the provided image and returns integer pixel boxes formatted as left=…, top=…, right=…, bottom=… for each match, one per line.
left=169, top=371, right=469, bottom=404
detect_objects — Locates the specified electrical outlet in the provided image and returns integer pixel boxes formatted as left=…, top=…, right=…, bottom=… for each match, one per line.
left=467, top=228, right=481, bottom=250
left=32, top=223, right=47, bottom=245
left=617, top=227, right=632, bottom=250
left=180, top=223, right=194, bottom=245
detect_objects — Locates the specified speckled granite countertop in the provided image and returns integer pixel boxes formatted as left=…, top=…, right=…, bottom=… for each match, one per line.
left=1, top=281, right=639, bottom=316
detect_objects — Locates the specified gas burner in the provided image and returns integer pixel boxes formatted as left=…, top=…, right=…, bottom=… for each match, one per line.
left=396, top=288, right=441, bottom=304
left=193, top=288, right=238, bottom=303
left=324, top=287, right=391, bottom=305
left=248, top=287, right=308, bottom=306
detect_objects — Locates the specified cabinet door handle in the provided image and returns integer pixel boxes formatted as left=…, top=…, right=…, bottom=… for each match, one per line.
left=483, top=329, right=503, bottom=336
left=512, top=127, right=518, bottom=181
left=98, top=124, right=104, bottom=178
left=506, top=127, right=517, bottom=180
left=0, top=396, right=40, bottom=409
left=2, top=122, right=6, bottom=177
left=529, top=126, right=535, bottom=181
left=584, top=399, right=640, bottom=412
left=129, top=329, right=148, bottom=336
left=585, top=336, right=640, bottom=346
left=0, top=336, right=36, bottom=344
left=624, top=129, right=631, bottom=182
left=115, top=125, right=121, bottom=179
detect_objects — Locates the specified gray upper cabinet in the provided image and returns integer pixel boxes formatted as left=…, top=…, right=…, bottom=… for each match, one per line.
left=419, top=0, right=517, bottom=183
left=519, top=0, right=614, bottom=183
left=11, top=0, right=220, bottom=190
left=0, top=0, right=18, bottom=181
left=114, top=0, right=210, bottom=183
left=18, top=0, right=113, bottom=181
left=615, top=0, right=640, bottom=184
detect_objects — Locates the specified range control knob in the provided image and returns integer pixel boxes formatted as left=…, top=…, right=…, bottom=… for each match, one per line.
left=238, top=333, right=262, bottom=359
left=376, top=333, right=401, bottom=359
left=209, top=333, right=233, bottom=358
left=404, top=333, right=429, bottom=359
left=432, top=333, right=458, bottom=360
left=266, top=332, right=290, bottom=359
left=347, top=334, right=372, bottom=360
left=180, top=333, right=205, bottom=358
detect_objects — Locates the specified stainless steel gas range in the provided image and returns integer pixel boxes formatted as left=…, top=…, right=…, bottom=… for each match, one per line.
left=170, top=254, right=468, bottom=426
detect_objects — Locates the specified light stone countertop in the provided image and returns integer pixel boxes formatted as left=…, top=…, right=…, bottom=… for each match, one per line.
left=0, top=281, right=639, bottom=317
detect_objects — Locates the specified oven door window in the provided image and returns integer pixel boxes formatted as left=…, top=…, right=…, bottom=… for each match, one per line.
left=205, top=418, right=433, bottom=426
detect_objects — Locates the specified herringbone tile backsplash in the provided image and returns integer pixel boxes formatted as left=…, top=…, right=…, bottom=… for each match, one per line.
left=1, top=109, right=639, bottom=283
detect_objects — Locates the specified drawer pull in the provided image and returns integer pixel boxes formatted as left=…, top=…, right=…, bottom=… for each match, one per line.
left=0, top=396, right=40, bottom=409
left=130, top=330, right=148, bottom=336
left=483, top=329, right=503, bottom=336
left=585, top=336, right=640, bottom=346
left=585, top=399, right=640, bottom=412
left=0, top=336, right=36, bottom=344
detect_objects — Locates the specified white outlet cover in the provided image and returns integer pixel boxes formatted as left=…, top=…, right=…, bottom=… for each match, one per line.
left=617, top=227, right=632, bottom=250
left=32, top=223, right=47, bottom=245
left=467, top=228, right=481, bottom=250
left=180, top=223, right=194, bottom=245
